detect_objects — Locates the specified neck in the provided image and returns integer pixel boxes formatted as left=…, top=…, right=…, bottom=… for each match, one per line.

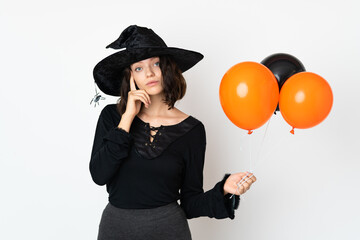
left=139, top=93, right=172, bottom=117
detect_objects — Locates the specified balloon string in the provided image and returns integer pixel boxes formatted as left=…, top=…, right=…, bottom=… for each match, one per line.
left=253, top=117, right=272, bottom=172
left=255, top=132, right=288, bottom=171
left=249, top=132, right=252, bottom=172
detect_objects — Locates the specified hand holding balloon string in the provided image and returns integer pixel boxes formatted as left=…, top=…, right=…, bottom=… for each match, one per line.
left=224, top=172, right=257, bottom=199
left=235, top=172, right=253, bottom=199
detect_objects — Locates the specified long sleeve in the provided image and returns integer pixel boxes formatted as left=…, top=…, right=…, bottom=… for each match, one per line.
left=180, top=123, right=240, bottom=219
left=89, top=105, right=133, bottom=186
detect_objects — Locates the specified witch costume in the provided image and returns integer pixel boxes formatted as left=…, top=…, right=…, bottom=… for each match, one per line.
left=90, top=25, right=239, bottom=240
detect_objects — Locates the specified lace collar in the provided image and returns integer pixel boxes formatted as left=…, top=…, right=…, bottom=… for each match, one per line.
left=130, top=115, right=200, bottom=159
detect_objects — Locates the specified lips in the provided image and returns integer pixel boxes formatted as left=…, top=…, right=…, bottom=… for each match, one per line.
left=146, top=81, right=159, bottom=86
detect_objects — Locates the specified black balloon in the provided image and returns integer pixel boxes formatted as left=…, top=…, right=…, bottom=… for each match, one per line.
left=261, top=53, right=306, bottom=112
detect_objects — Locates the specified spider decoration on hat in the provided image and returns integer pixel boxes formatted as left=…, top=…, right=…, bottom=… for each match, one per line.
left=90, top=85, right=105, bottom=107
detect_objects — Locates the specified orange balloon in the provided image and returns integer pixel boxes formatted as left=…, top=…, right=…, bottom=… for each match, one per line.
left=219, top=62, right=279, bottom=133
left=279, top=72, right=333, bottom=133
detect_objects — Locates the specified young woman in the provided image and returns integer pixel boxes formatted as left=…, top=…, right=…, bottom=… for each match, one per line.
left=90, top=25, right=256, bottom=240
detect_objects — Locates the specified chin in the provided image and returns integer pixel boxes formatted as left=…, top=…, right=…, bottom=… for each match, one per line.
left=146, top=87, right=163, bottom=96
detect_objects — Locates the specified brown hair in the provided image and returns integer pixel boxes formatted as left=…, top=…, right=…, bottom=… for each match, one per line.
left=117, top=55, right=186, bottom=115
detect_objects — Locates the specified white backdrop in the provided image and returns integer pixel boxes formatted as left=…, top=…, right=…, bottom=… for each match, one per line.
left=1, top=0, right=359, bottom=239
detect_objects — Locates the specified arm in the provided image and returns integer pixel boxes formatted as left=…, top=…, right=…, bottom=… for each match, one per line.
left=179, top=123, right=240, bottom=219
left=89, top=105, right=133, bottom=186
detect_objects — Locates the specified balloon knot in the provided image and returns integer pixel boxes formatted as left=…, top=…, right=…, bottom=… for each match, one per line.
left=248, top=130, right=253, bottom=135
left=290, top=127, right=295, bottom=135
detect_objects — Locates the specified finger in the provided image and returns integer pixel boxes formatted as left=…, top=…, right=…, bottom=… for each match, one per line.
left=244, top=176, right=254, bottom=184
left=131, top=94, right=149, bottom=107
left=132, top=92, right=150, bottom=106
left=130, top=90, right=150, bottom=105
left=234, top=172, right=249, bottom=184
left=238, top=184, right=245, bottom=194
left=242, top=173, right=255, bottom=185
left=237, top=173, right=251, bottom=186
left=237, top=183, right=248, bottom=194
left=139, top=90, right=151, bottom=104
left=130, top=75, right=137, bottom=91
left=238, top=178, right=253, bottom=193
left=251, top=175, right=257, bottom=182
left=236, top=186, right=242, bottom=195
left=244, top=174, right=256, bottom=184
left=237, top=171, right=250, bottom=178
left=242, top=182, right=250, bottom=191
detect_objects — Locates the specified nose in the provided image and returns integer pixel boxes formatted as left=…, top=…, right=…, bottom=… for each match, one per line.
left=145, top=66, right=155, bottom=77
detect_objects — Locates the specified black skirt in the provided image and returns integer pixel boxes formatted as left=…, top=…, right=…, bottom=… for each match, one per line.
left=97, top=202, right=192, bottom=240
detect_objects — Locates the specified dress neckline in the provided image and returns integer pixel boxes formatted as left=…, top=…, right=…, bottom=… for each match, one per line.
left=130, top=114, right=200, bottom=159
left=134, top=115, right=192, bottom=128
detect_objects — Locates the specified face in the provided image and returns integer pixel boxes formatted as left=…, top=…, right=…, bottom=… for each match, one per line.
left=130, top=57, right=163, bottom=96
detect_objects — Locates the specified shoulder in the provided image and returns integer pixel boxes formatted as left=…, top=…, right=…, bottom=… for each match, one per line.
left=98, top=104, right=121, bottom=125
left=100, top=104, right=120, bottom=117
left=183, top=115, right=206, bottom=145
left=100, top=104, right=118, bottom=115
left=189, top=116, right=205, bottom=131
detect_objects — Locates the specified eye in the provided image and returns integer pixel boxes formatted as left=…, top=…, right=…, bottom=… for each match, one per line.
left=135, top=67, right=142, bottom=72
left=154, top=62, right=160, bottom=67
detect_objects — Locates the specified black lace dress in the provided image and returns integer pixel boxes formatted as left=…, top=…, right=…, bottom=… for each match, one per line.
left=90, top=104, right=240, bottom=238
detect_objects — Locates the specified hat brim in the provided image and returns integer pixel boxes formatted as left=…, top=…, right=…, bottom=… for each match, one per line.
left=93, top=47, right=203, bottom=96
